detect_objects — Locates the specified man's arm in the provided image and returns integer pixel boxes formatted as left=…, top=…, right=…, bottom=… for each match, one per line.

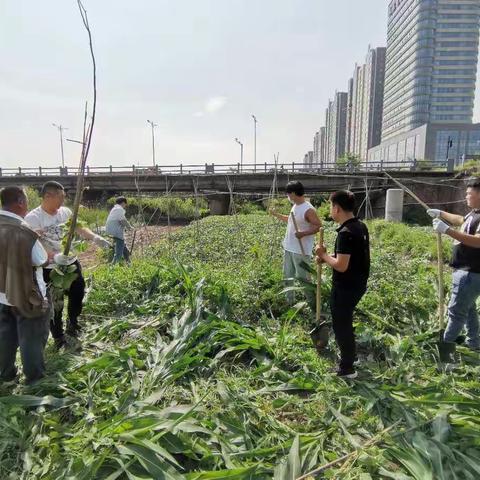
left=316, top=246, right=351, bottom=273
left=269, top=210, right=289, bottom=223
left=441, top=211, right=464, bottom=227
left=76, top=226, right=111, bottom=247
left=32, top=240, right=49, bottom=267
left=446, top=229, right=480, bottom=248
left=295, top=208, right=321, bottom=238
left=428, top=209, right=464, bottom=226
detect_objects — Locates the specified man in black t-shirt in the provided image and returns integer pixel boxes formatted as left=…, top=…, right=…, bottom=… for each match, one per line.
left=316, top=190, right=370, bottom=378
left=428, top=178, right=480, bottom=350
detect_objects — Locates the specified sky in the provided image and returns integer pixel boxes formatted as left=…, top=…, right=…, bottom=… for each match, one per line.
left=1, top=0, right=479, bottom=170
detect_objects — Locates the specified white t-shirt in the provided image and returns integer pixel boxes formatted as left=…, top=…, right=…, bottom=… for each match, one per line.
left=25, top=206, right=72, bottom=264
left=105, top=204, right=127, bottom=239
left=282, top=201, right=316, bottom=256
left=0, top=210, right=48, bottom=306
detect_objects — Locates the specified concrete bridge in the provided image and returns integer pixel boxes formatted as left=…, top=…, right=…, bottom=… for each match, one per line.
left=0, top=163, right=467, bottom=216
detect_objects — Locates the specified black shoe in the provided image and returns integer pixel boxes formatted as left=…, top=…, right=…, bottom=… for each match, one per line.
left=54, top=336, right=67, bottom=351
left=336, top=367, right=358, bottom=379
left=66, top=323, right=82, bottom=338
left=455, top=335, right=466, bottom=345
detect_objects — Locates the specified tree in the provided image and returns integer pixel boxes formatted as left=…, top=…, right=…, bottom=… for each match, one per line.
left=336, top=153, right=361, bottom=172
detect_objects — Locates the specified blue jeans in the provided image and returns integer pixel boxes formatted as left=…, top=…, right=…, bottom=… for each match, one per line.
left=444, top=270, right=480, bottom=349
left=113, top=237, right=130, bottom=264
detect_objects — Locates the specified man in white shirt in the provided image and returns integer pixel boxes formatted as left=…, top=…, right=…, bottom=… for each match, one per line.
left=0, top=186, right=51, bottom=384
left=25, top=181, right=110, bottom=349
left=105, top=196, right=132, bottom=264
left=270, top=180, right=321, bottom=305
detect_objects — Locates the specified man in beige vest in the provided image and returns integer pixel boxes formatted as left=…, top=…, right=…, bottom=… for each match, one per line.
left=0, top=186, right=51, bottom=384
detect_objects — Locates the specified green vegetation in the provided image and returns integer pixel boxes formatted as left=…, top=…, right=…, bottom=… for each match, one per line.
left=1, top=215, right=479, bottom=479
left=108, top=196, right=210, bottom=222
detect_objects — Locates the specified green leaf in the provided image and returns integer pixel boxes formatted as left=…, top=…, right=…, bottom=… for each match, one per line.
left=0, top=395, right=71, bottom=408
left=273, top=435, right=301, bottom=480
left=117, top=443, right=184, bottom=479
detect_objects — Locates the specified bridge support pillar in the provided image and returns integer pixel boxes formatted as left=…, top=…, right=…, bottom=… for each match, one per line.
left=207, top=194, right=231, bottom=216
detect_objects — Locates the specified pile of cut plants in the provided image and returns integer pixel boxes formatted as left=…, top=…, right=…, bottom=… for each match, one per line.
left=1, top=215, right=479, bottom=479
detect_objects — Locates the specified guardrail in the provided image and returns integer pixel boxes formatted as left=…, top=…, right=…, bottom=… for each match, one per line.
left=0, top=160, right=452, bottom=177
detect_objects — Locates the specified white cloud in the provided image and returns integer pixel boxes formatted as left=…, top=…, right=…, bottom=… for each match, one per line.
left=192, top=96, right=227, bottom=118
left=205, top=96, right=227, bottom=113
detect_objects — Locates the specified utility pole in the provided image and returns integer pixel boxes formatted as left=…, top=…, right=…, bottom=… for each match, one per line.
left=52, top=123, right=67, bottom=167
left=235, top=137, right=244, bottom=172
left=147, top=119, right=158, bottom=166
left=446, top=136, right=453, bottom=162
left=251, top=114, right=257, bottom=172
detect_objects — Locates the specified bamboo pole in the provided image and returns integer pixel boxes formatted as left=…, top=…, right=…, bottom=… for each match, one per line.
left=63, top=0, right=97, bottom=256
left=384, top=172, right=445, bottom=328
left=290, top=212, right=306, bottom=256
left=316, top=228, right=324, bottom=323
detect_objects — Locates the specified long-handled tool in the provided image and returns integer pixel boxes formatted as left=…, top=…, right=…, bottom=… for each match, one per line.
left=316, top=227, right=324, bottom=324
left=290, top=212, right=306, bottom=256
left=384, top=172, right=454, bottom=362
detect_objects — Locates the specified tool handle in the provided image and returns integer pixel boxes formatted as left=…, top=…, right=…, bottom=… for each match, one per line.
left=290, top=212, right=306, bottom=256
left=316, top=228, right=324, bottom=323
left=437, top=233, right=445, bottom=330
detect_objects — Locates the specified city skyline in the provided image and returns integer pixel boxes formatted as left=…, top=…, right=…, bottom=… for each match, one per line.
left=1, top=0, right=480, bottom=170
left=308, top=0, right=480, bottom=169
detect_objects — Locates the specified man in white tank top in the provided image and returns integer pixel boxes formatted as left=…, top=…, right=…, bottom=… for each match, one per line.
left=270, top=181, right=321, bottom=305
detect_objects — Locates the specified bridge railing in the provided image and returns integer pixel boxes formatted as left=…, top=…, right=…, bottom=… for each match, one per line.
left=0, top=160, right=451, bottom=177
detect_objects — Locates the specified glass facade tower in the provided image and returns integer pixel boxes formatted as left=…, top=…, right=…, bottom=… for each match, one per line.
left=382, top=0, right=480, bottom=141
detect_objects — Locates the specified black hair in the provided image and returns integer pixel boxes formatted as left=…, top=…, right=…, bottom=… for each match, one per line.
left=0, top=186, right=26, bottom=208
left=330, top=190, right=355, bottom=212
left=115, top=196, right=127, bottom=205
left=285, top=181, right=305, bottom=196
left=41, top=181, right=64, bottom=197
left=466, top=178, right=480, bottom=191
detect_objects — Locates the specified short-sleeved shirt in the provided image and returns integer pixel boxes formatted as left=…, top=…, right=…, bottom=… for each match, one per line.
left=105, top=204, right=127, bottom=240
left=451, top=210, right=480, bottom=273
left=333, top=217, right=370, bottom=289
left=25, top=206, right=72, bottom=266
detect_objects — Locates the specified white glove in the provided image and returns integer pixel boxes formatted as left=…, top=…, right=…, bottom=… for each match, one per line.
left=433, top=218, right=450, bottom=234
left=427, top=209, right=441, bottom=219
left=93, top=234, right=111, bottom=249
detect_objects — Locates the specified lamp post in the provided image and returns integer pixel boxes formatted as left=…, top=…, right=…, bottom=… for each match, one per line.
left=235, top=137, right=244, bottom=172
left=251, top=114, right=257, bottom=172
left=52, top=123, right=67, bottom=167
left=147, top=119, right=158, bottom=166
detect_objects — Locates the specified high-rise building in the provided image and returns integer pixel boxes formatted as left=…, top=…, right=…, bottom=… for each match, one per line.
left=382, top=0, right=480, bottom=141
left=325, top=92, right=348, bottom=166
left=313, top=127, right=327, bottom=167
left=346, top=47, right=386, bottom=160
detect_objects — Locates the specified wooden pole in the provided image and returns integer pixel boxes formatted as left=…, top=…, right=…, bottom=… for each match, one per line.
left=384, top=172, right=445, bottom=329
left=316, top=228, right=324, bottom=323
left=290, top=212, right=306, bottom=256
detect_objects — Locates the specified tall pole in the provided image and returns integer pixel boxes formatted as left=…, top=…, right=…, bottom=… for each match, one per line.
left=52, top=123, right=67, bottom=168
left=251, top=114, right=257, bottom=172
left=147, top=119, right=157, bottom=166
left=235, top=137, right=243, bottom=172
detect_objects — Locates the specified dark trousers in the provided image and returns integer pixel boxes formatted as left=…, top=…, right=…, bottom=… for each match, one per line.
left=43, top=261, right=85, bottom=339
left=0, top=304, right=50, bottom=383
left=113, top=237, right=130, bottom=264
left=330, top=284, right=366, bottom=371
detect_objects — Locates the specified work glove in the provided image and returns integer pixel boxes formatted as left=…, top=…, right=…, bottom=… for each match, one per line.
left=433, top=218, right=450, bottom=235
left=427, top=209, right=441, bottom=218
left=93, top=234, right=111, bottom=249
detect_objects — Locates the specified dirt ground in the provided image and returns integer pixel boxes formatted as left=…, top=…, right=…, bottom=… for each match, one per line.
left=79, top=225, right=180, bottom=270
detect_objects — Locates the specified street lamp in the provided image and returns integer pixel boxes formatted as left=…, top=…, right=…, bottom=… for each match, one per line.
left=52, top=123, right=67, bottom=168
left=147, top=120, right=158, bottom=166
left=235, top=137, right=244, bottom=172
left=251, top=114, right=257, bottom=172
